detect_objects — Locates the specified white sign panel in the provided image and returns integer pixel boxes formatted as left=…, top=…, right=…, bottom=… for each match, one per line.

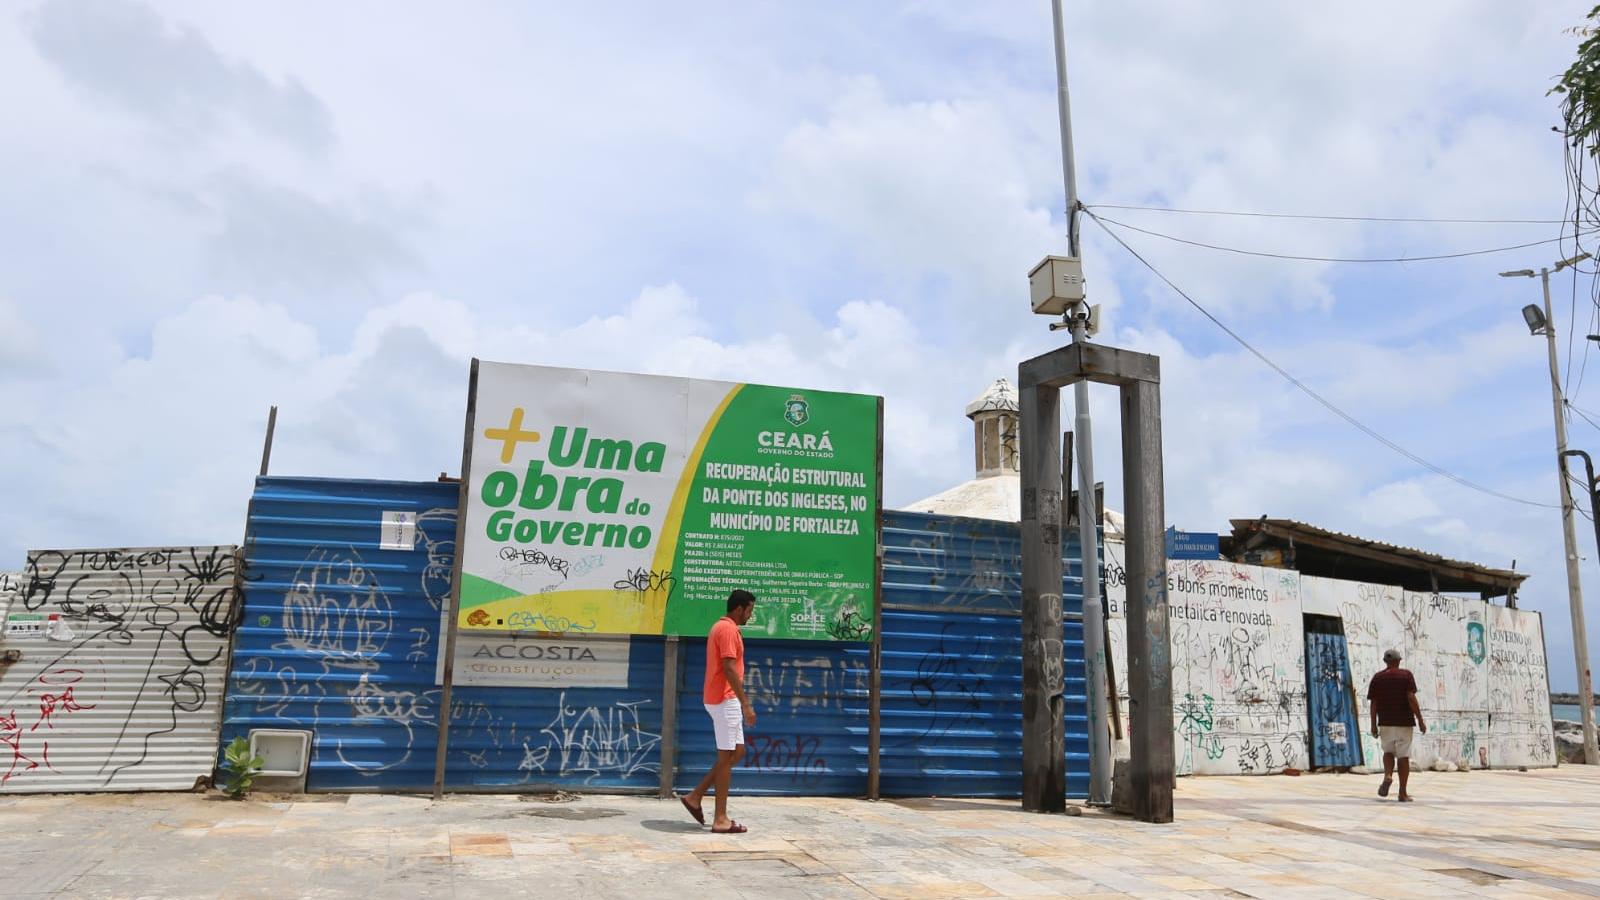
left=5, top=612, right=45, bottom=639
left=451, top=633, right=632, bottom=688
left=380, top=510, right=418, bottom=551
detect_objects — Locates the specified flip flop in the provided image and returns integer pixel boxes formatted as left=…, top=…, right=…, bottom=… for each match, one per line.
left=711, top=820, right=748, bottom=834
left=1378, top=778, right=1392, bottom=798
left=680, top=796, right=705, bottom=825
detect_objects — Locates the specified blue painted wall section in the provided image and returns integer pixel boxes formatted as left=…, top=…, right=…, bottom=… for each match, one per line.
left=674, top=638, right=870, bottom=796
left=224, top=484, right=1091, bottom=798
left=448, top=639, right=665, bottom=791
left=878, top=510, right=1090, bottom=799
left=222, top=477, right=458, bottom=791
left=225, top=476, right=668, bottom=792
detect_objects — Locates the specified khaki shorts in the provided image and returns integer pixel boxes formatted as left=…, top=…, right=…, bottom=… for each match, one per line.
left=1379, top=725, right=1414, bottom=758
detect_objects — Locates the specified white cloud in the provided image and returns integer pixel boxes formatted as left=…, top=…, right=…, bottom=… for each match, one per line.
left=0, top=298, right=48, bottom=377
left=1, top=0, right=1595, bottom=688
left=24, top=0, right=333, bottom=152
left=0, top=286, right=979, bottom=563
left=751, top=80, right=1066, bottom=335
left=203, top=170, right=423, bottom=290
left=1360, top=480, right=1445, bottom=526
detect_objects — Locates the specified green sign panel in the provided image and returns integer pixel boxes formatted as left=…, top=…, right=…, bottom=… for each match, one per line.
left=457, top=362, right=881, bottom=640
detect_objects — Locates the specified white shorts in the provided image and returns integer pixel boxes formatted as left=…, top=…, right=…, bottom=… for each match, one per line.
left=705, top=698, right=745, bottom=751
left=1379, top=725, right=1414, bottom=758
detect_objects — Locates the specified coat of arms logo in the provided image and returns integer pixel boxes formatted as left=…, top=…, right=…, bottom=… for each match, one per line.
left=784, top=393, right=810, bottom=427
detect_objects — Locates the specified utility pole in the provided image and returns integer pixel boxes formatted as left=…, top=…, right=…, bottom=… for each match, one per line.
left=258, top=406, right=278, bottom=477
left=1502, top=254, right=1598, bottom=766
left=1050, top=0, right=1112, bottom=806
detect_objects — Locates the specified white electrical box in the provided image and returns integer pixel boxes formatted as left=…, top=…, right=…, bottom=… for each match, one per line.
left=1029, top=255, right=1086, bottom=315
left=249, top=729, right=312, bottom=777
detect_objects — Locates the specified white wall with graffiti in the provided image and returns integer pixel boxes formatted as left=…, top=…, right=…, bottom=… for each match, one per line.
left=1166, top=559, right=1307, bottom=775
left=1300, top=576, right=1555, bottom=769
left=1105, top=547, right=1308, bottom=775
left=0, top=547, right=240, bottom=793
left=1104, top=539, right=1556, bottom=774
left=1486, top=603, right=1555, bottom=768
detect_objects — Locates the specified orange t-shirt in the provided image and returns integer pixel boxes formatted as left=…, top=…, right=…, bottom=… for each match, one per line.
left=703, top=616, right=745, bottom=705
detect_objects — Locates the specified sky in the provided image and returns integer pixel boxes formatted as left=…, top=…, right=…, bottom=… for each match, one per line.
left=2, top=1, right=1598, bottom=690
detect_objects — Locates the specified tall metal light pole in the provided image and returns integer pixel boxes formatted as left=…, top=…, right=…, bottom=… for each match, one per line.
left=1501, top=253, right=1598, bottom=766
left=1049, top=0, right=1112, bottom=805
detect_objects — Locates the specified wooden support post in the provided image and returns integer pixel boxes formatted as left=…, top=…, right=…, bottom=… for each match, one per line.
left=1020, top=382, right=1066, bottom=812
left=659, top=635, right=680, bottom=798
left=433, top=360, right=478, bottom=801
left=1121, top=377, right=1172, bottom=823
left=1062, top=431, right=1074, bottom=527
left=258, top=406, right=277, bottom=477
left=869, top=402, right=885, bottom=801
left=1020, top=341, right=1170, bottom=821
left=1105, top=621, right=1124, bottom=742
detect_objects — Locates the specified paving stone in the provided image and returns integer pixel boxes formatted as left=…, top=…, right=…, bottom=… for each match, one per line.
left=2, top=768, right=1600, bottom=897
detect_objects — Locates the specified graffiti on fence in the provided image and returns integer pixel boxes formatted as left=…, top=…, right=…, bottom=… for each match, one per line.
left=1, top=547, right=239, bottom=791
left=517, top=692, right=660, bottom=784
left=228, top=508, right=458, bottom=778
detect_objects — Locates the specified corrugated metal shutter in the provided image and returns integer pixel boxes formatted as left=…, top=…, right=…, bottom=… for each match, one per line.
left=223, top=477, right=458, bottom=791
left=673, top=638, right=870, bottom=796
left=878, top=510, right=1089, bottom=799
left=2, top=546, right=240, bottom=793
left=447, top=637, right=666, bottom=791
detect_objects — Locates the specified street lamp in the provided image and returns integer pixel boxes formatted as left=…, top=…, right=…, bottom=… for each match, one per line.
left=1502, top=251, right=1597, bottom=766
left=1523, top=305, right=1547, bottom=335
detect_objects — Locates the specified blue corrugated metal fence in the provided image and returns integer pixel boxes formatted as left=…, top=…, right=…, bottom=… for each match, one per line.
left=448, top=638, right=666, bottom=791
left=224, top=481, right=1091, bottom=799
left=222, top=477, right=458, bottom=790
left=878, top=510, right=1090, bottom=799
left=673, top=638, right=870, bottom=795
left=224, top=476, right=668, bottom=792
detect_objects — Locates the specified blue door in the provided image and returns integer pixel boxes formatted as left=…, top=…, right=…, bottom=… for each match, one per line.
left=1305, top=626, right=1363, bottom=768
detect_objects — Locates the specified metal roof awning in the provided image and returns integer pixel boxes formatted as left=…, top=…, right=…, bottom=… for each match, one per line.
left=1225, top=517, right=1526, bottom=599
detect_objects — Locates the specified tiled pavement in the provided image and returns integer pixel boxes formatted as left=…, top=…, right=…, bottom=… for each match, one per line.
left=4, top=765, right=1598, bottom=898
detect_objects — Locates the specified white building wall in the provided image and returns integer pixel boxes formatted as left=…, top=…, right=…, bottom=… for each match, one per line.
left=1103, top=539, right=1555, bottom=774
left=1487, top=603, right=1557, bottom=768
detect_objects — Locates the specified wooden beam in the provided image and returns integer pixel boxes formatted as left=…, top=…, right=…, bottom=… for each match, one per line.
left=1019, top=342, right=1161, bottom=390
left=1019, top=381, right=1066, bottom=813
left=1121, top=378, right=1173, bottom=823
left=1249, top=523, right=1520, bottom=593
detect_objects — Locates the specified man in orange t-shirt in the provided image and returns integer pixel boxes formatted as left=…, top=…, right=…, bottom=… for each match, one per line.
left=681, top=589, right=756, bottom=834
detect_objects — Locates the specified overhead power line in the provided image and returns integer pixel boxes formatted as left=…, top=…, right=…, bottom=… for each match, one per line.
left=1082, top=208, right=1561, bottom=510
left=1568, top=400, right=1600, bottom=435
left=1086, top=203, right=1565, bottom=225
left=1091, top=213, right=1596, bottom=264
left=1568, top=474, right=1597, bottom=523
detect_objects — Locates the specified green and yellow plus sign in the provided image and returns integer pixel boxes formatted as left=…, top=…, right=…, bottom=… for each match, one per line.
left=483, top=407, right=541, bottom=463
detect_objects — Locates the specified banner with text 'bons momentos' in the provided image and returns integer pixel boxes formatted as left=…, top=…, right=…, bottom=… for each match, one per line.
left=458, top=361, right=880, bottom=640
